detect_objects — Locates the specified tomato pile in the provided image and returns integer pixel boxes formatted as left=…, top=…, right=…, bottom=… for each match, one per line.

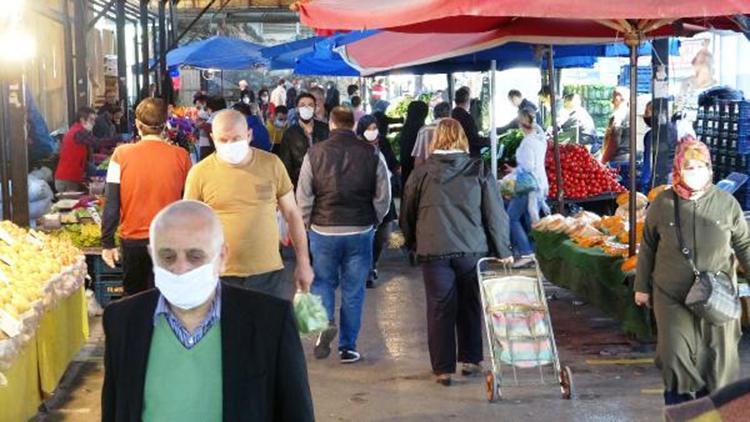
left=546, top=144, right=626, bottom=200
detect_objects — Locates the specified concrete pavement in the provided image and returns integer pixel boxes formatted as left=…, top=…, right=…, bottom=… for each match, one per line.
left=34, top=250, right=750, bottom=421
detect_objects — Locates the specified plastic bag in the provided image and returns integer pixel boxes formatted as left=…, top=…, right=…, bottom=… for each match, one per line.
left=514, top=169, right=539, bottom=195
left=293, top=292, right=329, bottom=335
left=277, top=211, right=291, bottom=247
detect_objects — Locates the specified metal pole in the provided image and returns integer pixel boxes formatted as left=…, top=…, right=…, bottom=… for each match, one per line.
left=628, top=41, right=639, bottom=257
left=0, top=73, right=12, bottom=220
left=1, top=67, right=30, bottom=225
left=62, top=0, right=77, bottom=123
left=73, top=0, right=89, bottom=108
left=116, top=0, right=128, bottom=122
left=652, top=38, right=671, bottom=186
left=169, top=0, right=177, bottom=48
left=547, top=46, right=564, bottom=213
left=447, top=73, right=455, bottom=105
left=489, top=60, right=498, bottom=179
left=158, top=0, right=168, bottom=99
left=134, top=27, right=141, bottom=106
left=140, top=0, right=150, bottom=98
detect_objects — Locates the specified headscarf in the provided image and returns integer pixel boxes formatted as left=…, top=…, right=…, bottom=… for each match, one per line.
left=672, top=136, right=712, bottom=200
left=356, top=114, right=379, bottom=144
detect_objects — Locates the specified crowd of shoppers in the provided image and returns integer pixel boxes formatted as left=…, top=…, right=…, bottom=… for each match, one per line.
left=91, top=76, right=745, bottom=419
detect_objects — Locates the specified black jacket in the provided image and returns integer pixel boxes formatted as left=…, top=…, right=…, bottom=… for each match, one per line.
left=308, top=129, right=379, bottom=227
left=101, top=283, right=314, bottom=422
left=451, top=107, right=489, bottom=157
left=278, top=120, right=329, bottom=186
left=400, top=153, right=512, bottom=261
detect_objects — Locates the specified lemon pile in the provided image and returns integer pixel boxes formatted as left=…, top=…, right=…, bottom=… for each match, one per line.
left=0, top=221, right=80, bottom=319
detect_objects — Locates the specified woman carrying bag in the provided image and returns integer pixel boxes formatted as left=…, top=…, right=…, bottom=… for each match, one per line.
left=400, top=118, right=513, bottom=386
left=635, top=138, right=750, bottom=405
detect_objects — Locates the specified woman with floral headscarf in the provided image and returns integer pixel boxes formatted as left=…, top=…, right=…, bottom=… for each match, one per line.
left=635, top=137, right=750, bottom=406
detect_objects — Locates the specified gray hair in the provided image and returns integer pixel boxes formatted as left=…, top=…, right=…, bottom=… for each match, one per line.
left=149, top=200, right=224, bottom=254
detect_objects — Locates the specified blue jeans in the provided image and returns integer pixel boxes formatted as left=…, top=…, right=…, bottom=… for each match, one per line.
left=310, top=229, right=375, bottom=351
left=507, top=194, right=533, bottom=256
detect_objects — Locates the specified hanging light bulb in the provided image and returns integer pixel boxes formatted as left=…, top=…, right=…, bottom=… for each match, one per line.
left=0, top=26, right=36, bottom=62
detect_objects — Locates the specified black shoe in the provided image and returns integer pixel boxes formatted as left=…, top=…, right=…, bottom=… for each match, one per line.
left=314, top=326, right=338, bottom=359
left=461, top=363, right=484, bottom=377
left=366, top=279, right=376, bottom=289
left=372, top=269, right=379, bottom=280
left=339, top=349, right=361, bottom=364
left=435, top=374, right=452, bottom=386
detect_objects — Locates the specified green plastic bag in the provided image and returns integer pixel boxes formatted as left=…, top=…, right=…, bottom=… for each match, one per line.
left=293, top=292, right=329, bottom=335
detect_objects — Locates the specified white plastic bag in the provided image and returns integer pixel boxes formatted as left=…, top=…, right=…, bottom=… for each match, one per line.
left=277, top=211, right=291, bottom=247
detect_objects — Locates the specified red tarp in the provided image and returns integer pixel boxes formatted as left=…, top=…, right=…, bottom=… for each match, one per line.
left=294, top=0, right=750, bottom=34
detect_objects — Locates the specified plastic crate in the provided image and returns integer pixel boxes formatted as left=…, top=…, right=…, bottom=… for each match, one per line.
left=94, top=278, right=124, bottom=307
left=92, top=255, right=122, bottom=276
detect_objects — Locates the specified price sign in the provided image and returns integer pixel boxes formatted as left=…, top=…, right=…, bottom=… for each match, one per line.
left=26, top=234, right=43, bottom=249
left=88, top=206, right=102, bottom=227
left=0, top=309, right=21, bottom=337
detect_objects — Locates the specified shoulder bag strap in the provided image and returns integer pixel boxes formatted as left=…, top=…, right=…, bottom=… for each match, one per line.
left=672, top=190, right=700, bottom=277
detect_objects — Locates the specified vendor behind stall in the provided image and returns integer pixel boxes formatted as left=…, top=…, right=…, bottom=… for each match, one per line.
left=559, top=93, right=597, bottom=146
left=601, top=87, right=631, bottom=164
left=54, top=106, right=119, bottom=193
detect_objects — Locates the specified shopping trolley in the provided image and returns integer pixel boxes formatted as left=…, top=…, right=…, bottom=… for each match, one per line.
left=477, top=257, right=575, bottom=402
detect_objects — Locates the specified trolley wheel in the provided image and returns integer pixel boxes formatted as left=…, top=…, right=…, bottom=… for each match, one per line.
left=560, top=365, right=575, bottom=400
left=485, top=372, right=501, bottom=402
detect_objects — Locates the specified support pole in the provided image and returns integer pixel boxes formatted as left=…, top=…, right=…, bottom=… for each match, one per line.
left=447, top=73, right=455, bottom=105
left=73, top=0, right=89, bottom=109
left=652, top=38, right=671, bottom=186
left=140, top=0, right=150, bottom=99
left=0, top=67, right=30, bottom=224
left=134, top=28, right=141, bottom=105
left=158, top=0, right=168, bottom=100
left=116, top=0, right=128, bottom=121
left=62, top=0, right=77, bottom=123
left=489, top=60, right=498, bottom=179
left=627, top=40, right=640, bottom=257
left=547, top=46, right=564, bottom=213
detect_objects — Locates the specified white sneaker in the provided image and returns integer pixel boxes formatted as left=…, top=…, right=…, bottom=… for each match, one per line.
left=512, top=255, right=535, bottom=269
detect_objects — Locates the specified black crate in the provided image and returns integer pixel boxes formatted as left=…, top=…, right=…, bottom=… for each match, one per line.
left=94, top=278, right=124, bottom=307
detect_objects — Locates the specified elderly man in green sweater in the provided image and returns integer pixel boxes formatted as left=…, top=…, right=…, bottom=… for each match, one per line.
left=101, top=200, right=314, bottom=422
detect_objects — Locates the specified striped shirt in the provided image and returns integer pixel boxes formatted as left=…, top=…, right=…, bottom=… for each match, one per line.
left=153, top=285, right=221, bottom=350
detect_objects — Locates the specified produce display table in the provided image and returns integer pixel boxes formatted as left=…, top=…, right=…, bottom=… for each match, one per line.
left=549, top=192, right=619, bottom=216
left=0, top=286, right=89, bottom=421
left=531, top=230, right=654, bottom=341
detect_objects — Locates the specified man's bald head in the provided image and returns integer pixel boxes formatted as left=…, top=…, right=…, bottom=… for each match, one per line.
left=212, top=109, right=249, bottom=144
left=149, top=201, right=227, bottom=274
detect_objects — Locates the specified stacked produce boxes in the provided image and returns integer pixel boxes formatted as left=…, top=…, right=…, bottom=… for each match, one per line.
left=695, top=100, right=750, bottom=208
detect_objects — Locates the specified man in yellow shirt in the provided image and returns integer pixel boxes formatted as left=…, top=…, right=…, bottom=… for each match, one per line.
left=267, top=105, right=289, bottom=154
left=184, top=109, right=313, bottom=300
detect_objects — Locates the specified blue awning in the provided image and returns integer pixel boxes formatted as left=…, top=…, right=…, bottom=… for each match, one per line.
left=165, top=36, right=267, bottom=70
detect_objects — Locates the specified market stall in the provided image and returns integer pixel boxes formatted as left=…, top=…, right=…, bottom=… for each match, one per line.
left=531, top=193, right=653, bottom=341
left=0, top=221, right=88, bottom=421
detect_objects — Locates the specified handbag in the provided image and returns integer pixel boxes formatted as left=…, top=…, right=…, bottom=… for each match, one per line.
left=672, top=191, right=741, bottom=325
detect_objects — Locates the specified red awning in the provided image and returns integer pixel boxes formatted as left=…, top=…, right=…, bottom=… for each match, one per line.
left=293, top=0, right=750, bottom=35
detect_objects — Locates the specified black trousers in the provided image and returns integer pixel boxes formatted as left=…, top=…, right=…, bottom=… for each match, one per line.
left=121, top=242, right=154, bottom=296
left=421, top=256, right=483, bottom=375
left=372, top=221, right=393, bottom=269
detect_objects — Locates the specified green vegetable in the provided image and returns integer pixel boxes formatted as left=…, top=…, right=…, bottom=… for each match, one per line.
left=293, top=293, right=329, bottom=336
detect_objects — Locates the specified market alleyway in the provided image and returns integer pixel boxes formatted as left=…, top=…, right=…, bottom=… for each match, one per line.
left=35, top=250, right=750, bottom=422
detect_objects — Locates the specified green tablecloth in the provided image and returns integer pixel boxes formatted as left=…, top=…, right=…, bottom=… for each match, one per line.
left=532, top=231, right=654, bottom=341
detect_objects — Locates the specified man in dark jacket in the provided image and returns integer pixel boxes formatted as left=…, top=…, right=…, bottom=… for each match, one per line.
left=498, top=89, right=543, bottom=134
left=296, top=107, right=391, bottom=364
left=278, top=93, right=329, bottom=186
left=102, top=200, right=313, bottom=422
left=451, top=86, right=489, bottom=157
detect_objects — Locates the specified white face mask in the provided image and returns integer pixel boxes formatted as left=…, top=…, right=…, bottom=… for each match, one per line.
left=154, top=254, right=220, bottom=311
left=83, top=121, right=94, bottom=132
left=197, top=110, right=210, bottom=120
left=215, top=140, right=249, bottom=165
left=298, top=106, right=314, bottom=121
left=682, top=167, right=711, bottom=191
left=364, top=129, right=379, bottom=142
